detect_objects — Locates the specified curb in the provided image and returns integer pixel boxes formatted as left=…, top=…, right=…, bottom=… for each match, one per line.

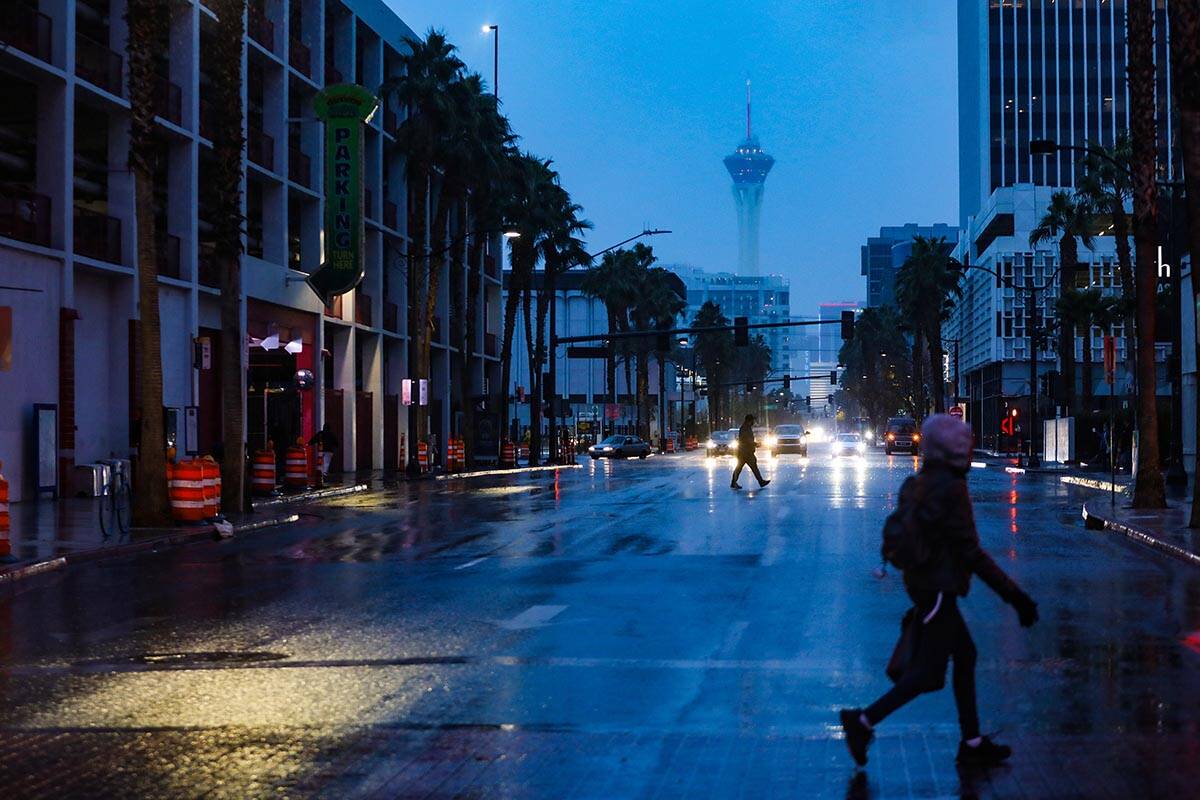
left=251, top=483, right=368, bottom=508
left=0, top=513, right=300, bottom=592
left=1080, top=501, right=1200, bottom=567
left=436, top=463, right=584, bottom=481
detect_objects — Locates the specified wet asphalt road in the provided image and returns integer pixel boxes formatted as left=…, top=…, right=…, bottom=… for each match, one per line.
left=2, top=445, right=1200, bottom=799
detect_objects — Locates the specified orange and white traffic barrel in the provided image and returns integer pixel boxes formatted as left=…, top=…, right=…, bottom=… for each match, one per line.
left=251, top=447, right=277, bottom=496
left=502, top=440, right=515, bottom=467
left=168, top=459, right=207, bottom=523
left=200, top=456, right=221, bottom=519
left=0, top=460, right=10, bottom=559
left=518, top=443, right=529, bottom=464
left=418, top=441, right=429, bottom=472
left=284, top=440, right=309, bottom=491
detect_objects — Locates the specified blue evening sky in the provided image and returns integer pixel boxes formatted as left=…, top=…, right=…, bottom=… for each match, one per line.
left=389, top=1, right=959, bottom=317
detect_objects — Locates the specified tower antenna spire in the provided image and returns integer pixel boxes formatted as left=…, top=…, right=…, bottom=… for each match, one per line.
left=746, top=79, right=752, bottom=139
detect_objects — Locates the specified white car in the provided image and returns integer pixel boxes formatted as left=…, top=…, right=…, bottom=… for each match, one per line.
left=831, top=432, right=866, bottom=458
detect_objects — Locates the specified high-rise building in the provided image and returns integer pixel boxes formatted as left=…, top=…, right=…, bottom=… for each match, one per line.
left=861, top=223, right=959, bottom=307
left=667, top=265, right=792, bottom=377
left=0, top=0, right=502, bottom=501
left=958, top=0, right=1179, bottom=226
left=952, top=1, right=1177, bottom=454
left=724, top=81, right=774, bottom=277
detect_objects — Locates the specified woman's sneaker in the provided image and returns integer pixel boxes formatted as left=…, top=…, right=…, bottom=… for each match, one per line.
left=839, top=709, right=874, bottom=766
left=956, top=736, right=1012, bottom=767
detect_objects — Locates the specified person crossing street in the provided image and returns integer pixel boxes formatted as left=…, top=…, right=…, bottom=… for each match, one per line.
left=731, top=414, right=770, bottom=490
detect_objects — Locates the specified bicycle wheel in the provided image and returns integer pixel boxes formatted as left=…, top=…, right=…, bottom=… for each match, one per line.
left=99, top=491, right=115, bottom=538
left=114, top=475, right=132, bottom=535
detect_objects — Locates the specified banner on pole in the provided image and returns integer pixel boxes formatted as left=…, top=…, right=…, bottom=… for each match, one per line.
left=307, top=84, right=379, bottom=305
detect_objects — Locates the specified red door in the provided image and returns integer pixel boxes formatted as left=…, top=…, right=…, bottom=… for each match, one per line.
left=356, top=391, right=373, bottom=471
left=384, top=394, right=398, bottom=470
left=324, top=389, right=343, bottom=473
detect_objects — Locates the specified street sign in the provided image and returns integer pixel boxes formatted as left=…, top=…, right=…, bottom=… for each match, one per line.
left=401, top=379, right=412, bottom=406
left=949, top=405, right=963, bottom=419
left=419, top=378, right=428, bottom=406
left=307, top=84, right=379, bottom=305
left=1103, top=335, right=1116, bottom=385
left=1001, top=416, right=1014, bottom=436
left=567, top=345, right=608, bottom=359
left=605, top=403, right=621, bottom=420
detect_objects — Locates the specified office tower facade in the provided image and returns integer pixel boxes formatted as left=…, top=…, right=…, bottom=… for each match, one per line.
left=861, top=223, right=959, bottom=307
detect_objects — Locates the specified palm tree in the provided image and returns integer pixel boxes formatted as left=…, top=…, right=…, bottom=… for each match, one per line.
left=689, top=301, right=733, bottom=430
left=209, top=0, right=247, bottom=512
left=448, top=81, right=513, bottom=468
left=1127, top=0, right=1165, bottom=508
left=1079, top=136, right=1137, bottom=377
left=895, top=236, right=962, bottom=416
left=629, top=266, right=685, bottom=441
left=1057, top=288, right=1122, bottom=406
left=382, top=31, right=465, bottom=455
left=1029, top=191, right=1095, bottom=414
left=838, top=305, right=913, bottom=432
left=498, top=153, right=557, bottom=445
left=1170, top=0, right=1200, bottom=523
left=582, top=249, right=639, bottom=428
left=536, top=189, right=591, bottom=459
left=125, top=0, right=170, bottom=524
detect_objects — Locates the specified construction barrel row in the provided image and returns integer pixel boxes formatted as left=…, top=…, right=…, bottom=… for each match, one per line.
left=167, top=457, right=222, bottom=523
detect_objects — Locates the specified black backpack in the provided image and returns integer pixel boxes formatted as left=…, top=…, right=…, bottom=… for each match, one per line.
left=881, top=476, right=931, bottom=571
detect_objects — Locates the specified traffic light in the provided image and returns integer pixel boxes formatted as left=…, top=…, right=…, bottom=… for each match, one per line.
left=841, top=310, right=855, bottom=340
left=783, top=375, right=791, bottom=392
left=542, top=379, right=554, bottom=403
left=734, top=316, right=749, bottom=347
left=656, top=331, right=671, bottom=352
left=830, top=370, right=838, bottom=385
left=516, top=385, right=525, bottom=403
left=805, top=395, right=812, bottom=411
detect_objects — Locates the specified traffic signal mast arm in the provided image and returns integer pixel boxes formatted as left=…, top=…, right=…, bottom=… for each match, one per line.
left=705, top=373, right=840, bottom=392
left=552, top=315, right=851, bottom=346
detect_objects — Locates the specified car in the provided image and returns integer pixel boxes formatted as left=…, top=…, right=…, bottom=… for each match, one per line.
left=772, top=424, right=809, bottom=456
left=705, top=430, right=737, bottom=457
left=884, top=416, right=919, bottom=455
left=831, top=432, right=866, bottom=458
left=588, top=435, right=652, bottom=460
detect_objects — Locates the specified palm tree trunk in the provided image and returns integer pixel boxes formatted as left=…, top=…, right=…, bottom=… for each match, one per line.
left=1059, top=233, right=1079, bottom=416
left=911, top=332, right=926, bottom=421
left=1129, top=0, right=1166, bottom=508
left=458, top=231, right=481, bottom=469
left=408, top=174, right=429, bottom=463
left=499, top=269, right=523, bottom=443
left=127, top=0, right=169, bottom=526
left=418, top=198, right=452, bottom=450
left=523, top=288, right=541, bottom=464
left=532, top=281, right=551, bottom=466
left=1080, top=321, right=1094, bottom=404
left=622, top=348, right=633, bottom=428
left=636, top=348, right=650, bottom=440
left=1171, top=0, right=1200, bottom=523
left=1112, top=202, right=1139, bottom=402
left=211, top=0, right=246, bottom=512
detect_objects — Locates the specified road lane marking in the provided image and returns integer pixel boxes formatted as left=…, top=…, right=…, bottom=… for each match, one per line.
left=498, top=604, right=567, bottom=630
left=454, top=557, right=489, bottom=570
left=717, top=621, right=749, bottom=658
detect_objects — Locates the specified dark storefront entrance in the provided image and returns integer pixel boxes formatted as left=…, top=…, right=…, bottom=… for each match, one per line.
left=246, top=300, right=317, bottom=462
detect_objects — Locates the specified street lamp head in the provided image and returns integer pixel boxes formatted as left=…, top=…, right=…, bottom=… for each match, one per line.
left=503, top=229, right=521, bottom=239
left=1029, top=138, right=1059, bottom=156
left=482, top=24, right=497, bottom=32
left=677, top=336, right=689, bottom=347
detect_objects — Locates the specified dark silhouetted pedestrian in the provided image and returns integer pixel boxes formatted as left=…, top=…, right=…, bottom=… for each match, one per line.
left=731, top=414, right=770, bottom=490
left=839, top=413, right=1038, bottom=768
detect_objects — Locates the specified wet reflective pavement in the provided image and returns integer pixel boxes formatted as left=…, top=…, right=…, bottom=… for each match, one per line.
left=2, top=447, right=1200, bottom=798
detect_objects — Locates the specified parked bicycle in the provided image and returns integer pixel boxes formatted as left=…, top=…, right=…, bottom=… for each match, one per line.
left=99, top=458, right=132, bottom=537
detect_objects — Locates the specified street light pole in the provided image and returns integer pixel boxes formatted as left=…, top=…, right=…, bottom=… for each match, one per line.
left=547, top=228, right=671, bottom=464
left=482, top=25, right=498, bottom=98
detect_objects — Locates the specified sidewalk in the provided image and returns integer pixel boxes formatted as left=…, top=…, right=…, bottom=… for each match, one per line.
left=1081, top=497, right=1200, bottom=567
left=0, top=495, right=300, bottom=591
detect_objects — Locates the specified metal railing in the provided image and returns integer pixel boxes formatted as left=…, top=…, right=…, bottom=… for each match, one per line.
left=73, top=206, right=122, bottom=263
left=75, top=33, right=123, bottom=95
left=154, top=74, right=182, bottom=126
left=288, top=148, right=311, bottom=186
left=289, top=38, right=311, bottom=77
left=1, top=3, right=53, bottom=63
left=0, top=185, right=51, bottom=247
left=247, top=126, right=274, bottom=170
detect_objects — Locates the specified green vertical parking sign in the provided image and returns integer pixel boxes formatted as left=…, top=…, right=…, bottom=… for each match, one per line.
left=307, top=83, right=379, bottom=305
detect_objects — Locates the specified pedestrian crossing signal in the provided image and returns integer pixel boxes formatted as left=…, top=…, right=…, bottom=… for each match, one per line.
left=840, top=310, right=855, bottom=340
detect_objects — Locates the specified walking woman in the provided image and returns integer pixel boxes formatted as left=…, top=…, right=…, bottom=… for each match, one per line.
left=731, top=414, right=770, bottom=490
left=839, top=414, right=1038, bottom=767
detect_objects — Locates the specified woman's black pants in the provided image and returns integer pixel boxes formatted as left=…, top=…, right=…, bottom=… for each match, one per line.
left=863, top=595, right=980, bottom=740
